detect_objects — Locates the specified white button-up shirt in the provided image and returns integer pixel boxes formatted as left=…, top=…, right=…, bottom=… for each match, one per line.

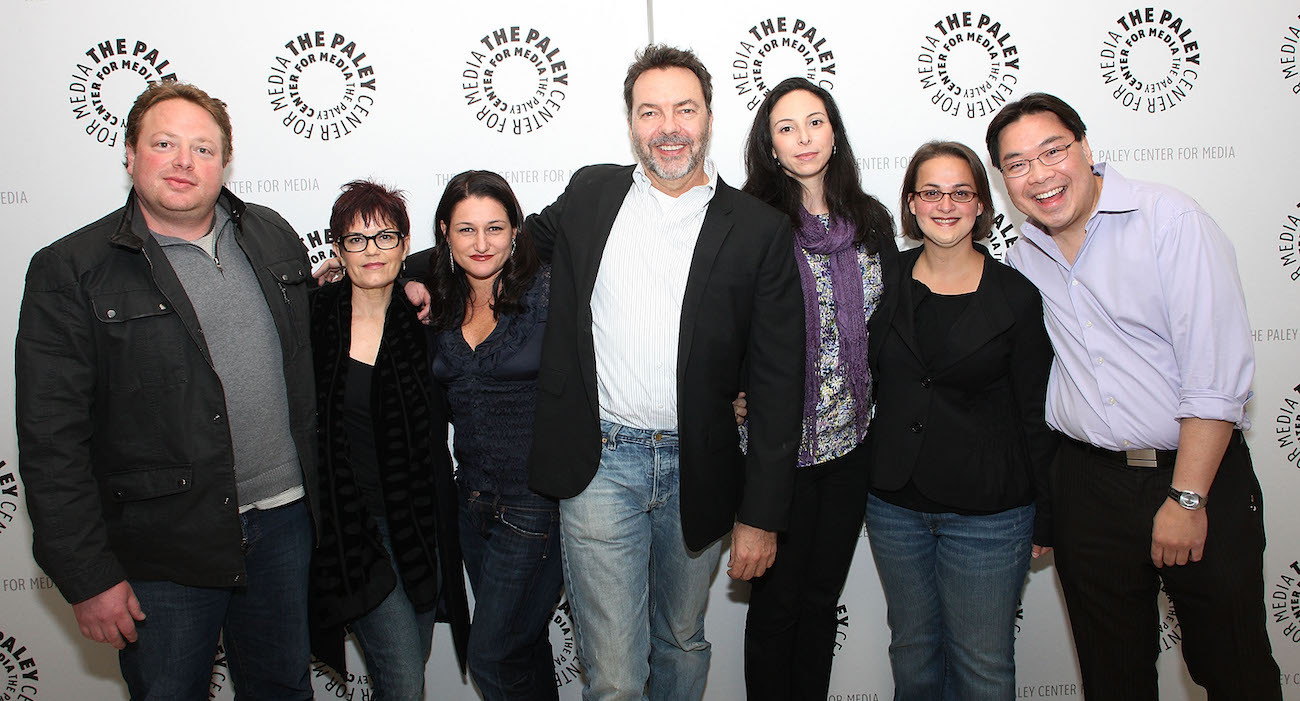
left=591, top=160, right=718, bottom=430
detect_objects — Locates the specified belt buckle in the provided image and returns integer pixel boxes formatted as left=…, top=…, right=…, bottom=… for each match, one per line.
left=1125, top=448, right=1158, bottom=468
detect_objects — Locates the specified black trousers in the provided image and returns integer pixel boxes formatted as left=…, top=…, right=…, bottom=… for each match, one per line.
left=744, top=443, right=869, bottom=701
left=1051, top=432, right=1281, bottom=700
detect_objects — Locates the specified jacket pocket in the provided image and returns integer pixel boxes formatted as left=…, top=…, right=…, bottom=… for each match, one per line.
left=92, top=290, right=174, bottom=323
left=90, top=290, right=190, bottom=390
left=265, top=257, right=310, bottom=351
left=106, top=465, right=194, bottom=502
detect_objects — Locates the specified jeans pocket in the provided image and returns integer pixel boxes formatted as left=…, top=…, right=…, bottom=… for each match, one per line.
left=497, top=509, right=552, bottom=540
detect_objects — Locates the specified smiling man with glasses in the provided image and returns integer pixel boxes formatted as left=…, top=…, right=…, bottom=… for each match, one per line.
left=985, top=92, right=1281, bottom=700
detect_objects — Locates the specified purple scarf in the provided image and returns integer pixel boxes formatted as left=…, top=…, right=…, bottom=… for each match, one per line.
left=793, top=208, right=871, bottom=464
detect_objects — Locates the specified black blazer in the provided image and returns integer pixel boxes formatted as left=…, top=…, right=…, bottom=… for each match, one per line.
left=525, top=165, right=806, bottom=550
left=868, top=244, right=1056, bottom=543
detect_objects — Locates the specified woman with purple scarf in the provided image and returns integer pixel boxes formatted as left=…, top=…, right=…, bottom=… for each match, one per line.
left=739, top=77, right=897, bottom=700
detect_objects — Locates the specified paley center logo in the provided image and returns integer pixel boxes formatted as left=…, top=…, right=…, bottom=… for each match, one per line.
left=0, top=461, right=20, bottom=538
left=731, top=16, right=838, bottom=111
left=266, top=30, right=378, bottom=141
left=0, top=626, right=40, bottom=699
left=1099, top=7, right=1202, bottom=113
left=1278, top=202, right=1300, bottom=284
left=1270, top=559, right=1300, bottom=644
left=461, top=26, right=570, bottom=135
left=67, top=38, right=177, bottom=147
left=915, top=11, right=1022, bottom=119
left=1274, top=383, right=1300, bottom=468
left=1281, top=15, right=1300, bottom=95
left=551, top=597, right=581, bottom=688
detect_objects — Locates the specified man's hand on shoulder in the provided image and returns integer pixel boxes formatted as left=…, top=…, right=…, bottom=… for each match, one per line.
left=1150, top=499, right=1208, bottom=567
left=72, top=580, right=146, bottom=649
left=728, top=522, right=777, bottom=580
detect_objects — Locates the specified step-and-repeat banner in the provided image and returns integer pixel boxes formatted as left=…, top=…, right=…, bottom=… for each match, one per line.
left=2, top=1, right=1298, bottom=698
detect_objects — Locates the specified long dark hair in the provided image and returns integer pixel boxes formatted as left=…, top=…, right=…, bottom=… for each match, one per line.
left=426, top=170, right=538, bottom=329
left=742, top=78, right=893, bottom=252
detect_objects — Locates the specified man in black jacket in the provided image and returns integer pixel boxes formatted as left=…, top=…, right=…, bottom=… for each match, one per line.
left=525, top=45, right=805, bottom=700
left=15, top=81, right=318, bottom=699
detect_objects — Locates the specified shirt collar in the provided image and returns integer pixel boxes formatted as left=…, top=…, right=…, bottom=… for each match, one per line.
left=631, top=158, right=718, bottom=200
left=1091, top=162, right=1140, bottom=215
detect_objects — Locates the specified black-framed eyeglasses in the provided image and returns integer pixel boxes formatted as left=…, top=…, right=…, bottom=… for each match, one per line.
left=1000, top=141, right=1075, bottom=178
left=337, top=230, right=406, bottom=252
left=913, top=189, right=977, bottom=204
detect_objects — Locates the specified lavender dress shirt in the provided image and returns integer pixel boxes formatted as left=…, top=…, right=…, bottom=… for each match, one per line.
left=1005, top=163, right=1253, bottom=451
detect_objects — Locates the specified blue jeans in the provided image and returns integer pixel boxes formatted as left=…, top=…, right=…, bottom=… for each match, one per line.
left=559, top=421, right=723, bottom=701
left=347, top=515, right=437, bottom=701
left=865, top=494, right=1033, bottom=701
left=459, top=487, right=563, bottom=701
left=120, top=499, right=312, bottom=701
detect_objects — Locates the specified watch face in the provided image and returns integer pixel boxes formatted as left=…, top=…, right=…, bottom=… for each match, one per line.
left=1178, top=492, right=1200, bottom=509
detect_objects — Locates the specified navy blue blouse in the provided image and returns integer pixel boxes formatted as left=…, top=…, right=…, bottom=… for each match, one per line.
left=431, top=267, right=549, bottom=496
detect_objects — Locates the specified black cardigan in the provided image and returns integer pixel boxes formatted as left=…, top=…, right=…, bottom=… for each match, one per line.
left=868, top=244, right=1057, bottom=543
left=308, top=282, right=469, bottom=673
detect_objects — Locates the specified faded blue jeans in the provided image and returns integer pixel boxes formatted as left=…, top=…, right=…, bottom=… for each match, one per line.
left=558, top=421, right=724, bottom=701
left=865, top=494, right=1033, bottom=701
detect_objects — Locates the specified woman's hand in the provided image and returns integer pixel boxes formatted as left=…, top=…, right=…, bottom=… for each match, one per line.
left=732, top=391, right=747, bottom=425
left=312, top=257, right=344, bottom=286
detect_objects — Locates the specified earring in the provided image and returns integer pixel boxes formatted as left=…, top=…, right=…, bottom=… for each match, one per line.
left=400, top=259, right=407, bottom=275
left=449, top=254, right=456, bottom=273
left=510, top=237, right=517, bottom=258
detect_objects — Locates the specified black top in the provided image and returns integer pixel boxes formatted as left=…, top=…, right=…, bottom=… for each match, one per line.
left=873, top=280, right=990, bottom=515
left=867, top=244, right=1057, bottom=543
left=432, top=268, right=550, bottom=496
left=344, top=358, right=384, bottom=516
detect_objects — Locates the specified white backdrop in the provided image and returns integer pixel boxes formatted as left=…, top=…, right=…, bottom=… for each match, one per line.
left=1, top=1, right=1298, bottom=699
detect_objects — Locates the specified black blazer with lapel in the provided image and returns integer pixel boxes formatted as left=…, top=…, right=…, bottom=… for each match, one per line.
left=868, top=244, right=1056, bottom=542
left=524, top=164, right=806, bottom=550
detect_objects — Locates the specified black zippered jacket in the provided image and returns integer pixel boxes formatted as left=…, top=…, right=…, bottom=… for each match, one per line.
left=15, top=188, right=319, bottom=604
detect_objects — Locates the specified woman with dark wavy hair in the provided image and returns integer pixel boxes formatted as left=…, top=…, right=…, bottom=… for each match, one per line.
left=425, top=170, right=562, bottom=701
left=739, top=77, right=896, bottom=700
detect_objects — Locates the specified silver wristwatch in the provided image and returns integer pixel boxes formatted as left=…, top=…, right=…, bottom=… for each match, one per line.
left=1168, top=487, right=1207, bottom=510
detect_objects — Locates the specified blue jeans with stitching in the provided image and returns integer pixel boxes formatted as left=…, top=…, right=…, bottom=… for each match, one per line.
left=460, top=487, right=563, bottom=701
left=558, top=421, right=723, bottom=701
left=347, top=515, right=437, bottom=701
left=120, top=499, right=313, bottom=701
left=866, top=494, right=1033, bottom=701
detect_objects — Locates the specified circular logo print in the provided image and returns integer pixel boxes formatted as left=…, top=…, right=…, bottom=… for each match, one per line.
left=67, top=38, right=177, bottom=147
left=1157, top=584, right=1181, bottom=654
left=310, top=657, right=373, bottom=699
left=0, top=628, right=40, bottom=699
left=462, top=27, right=570, bottom=135
left=1099, top=8, right=1201, bottom=113
left=916, top=11, right=1022, bottom=119
left=1273, top=383, right=1300, bottom=467
left=550, top=597, right=582, bottom=688
left=730, top=16, right=838, bottom=110
left=1278, top=204, right=1300, bottom=284
left=1269, top=560, right=1300, bottom=644
left=267, top=31, right=378, bottom=141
